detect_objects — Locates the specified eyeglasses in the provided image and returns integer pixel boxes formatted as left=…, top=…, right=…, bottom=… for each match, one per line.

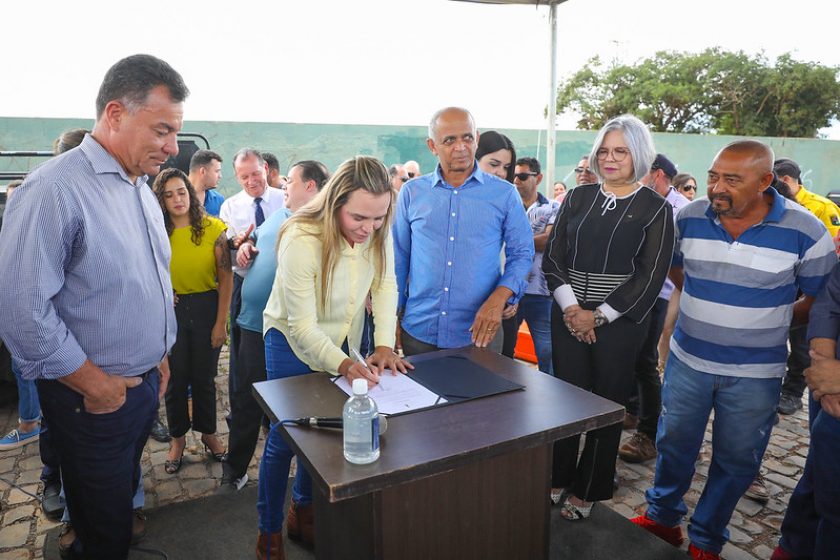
left=595, top=147, right=630, bottom=162
left=681, top=185, right=697, bottom=192
left=407, top=172, right=416, bottom=178
left=574, top=167, right=594, bottom=174
left=514, top=172, right=538, bottom=181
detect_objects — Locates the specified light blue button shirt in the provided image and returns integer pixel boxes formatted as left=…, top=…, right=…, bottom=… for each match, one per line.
left=237, top=207, right=293, bottom=333
left=393, top=163, right=534, bottom=348
left=0, top=134, right=176, bottom=380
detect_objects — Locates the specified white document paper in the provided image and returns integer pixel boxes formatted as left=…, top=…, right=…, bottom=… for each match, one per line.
left=333, top=371, right=446, bottom=415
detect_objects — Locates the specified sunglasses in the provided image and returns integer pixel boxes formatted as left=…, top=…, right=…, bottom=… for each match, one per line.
left=407, top=172, right=416, bottom=178
left=681, top=185, right=697, bottom=191
left=574, top=167, right=594, bottom=174
left=514, top=172, right=538, bottom=181
left=399, top=176, right=409, bottom=183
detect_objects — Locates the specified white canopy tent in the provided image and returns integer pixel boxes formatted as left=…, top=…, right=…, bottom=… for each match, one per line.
left=453, top=0, right=570, bottom=189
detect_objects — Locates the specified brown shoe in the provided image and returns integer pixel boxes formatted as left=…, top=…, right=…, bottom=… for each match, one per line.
left=618, top=432, right=657, bottom=463
left=744, top=473, right=770, bottom=504
left=58, top=523, right=76, bottom=560
left=256, top=532, right=286, bottom=560
left=286, top=500, right=314, bottom=548
left=622, top=413, right=639, bottom=430
left=132, top=508, right=147, bottom=544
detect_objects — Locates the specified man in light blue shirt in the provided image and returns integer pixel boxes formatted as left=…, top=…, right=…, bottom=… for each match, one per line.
left=393, top=107, right=533, bottom=354
left=0, top=54, right=185, bottom=559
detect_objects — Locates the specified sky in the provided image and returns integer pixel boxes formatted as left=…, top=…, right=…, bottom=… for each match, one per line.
left=3, top=0, right=840, bottom=136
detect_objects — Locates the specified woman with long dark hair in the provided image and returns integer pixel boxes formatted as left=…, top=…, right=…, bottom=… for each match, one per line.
left=475, top=131, right=521, bottom=356
left=152, top=168, right=232, bottom=474
left=475, top=130, right=516, bottom=183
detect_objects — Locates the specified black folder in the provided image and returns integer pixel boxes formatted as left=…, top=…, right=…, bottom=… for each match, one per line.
left=405, top=355, right=524, bottom=405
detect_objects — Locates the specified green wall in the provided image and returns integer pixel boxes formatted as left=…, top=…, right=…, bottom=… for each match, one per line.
left=2, top=116, right=839, bottom=197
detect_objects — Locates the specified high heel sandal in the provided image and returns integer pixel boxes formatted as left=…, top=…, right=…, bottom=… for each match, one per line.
left=203, top=443, right=226, bottom=462
left=550, top=487, right=568, bottom=505
left=164, top=446, right=184, bottom=474
left=201, top=436, right=226, bottom=462
left=559, top=494, right=594, bottom=521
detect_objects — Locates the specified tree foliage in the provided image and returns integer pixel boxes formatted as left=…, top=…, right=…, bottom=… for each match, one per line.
left=556, top=49, right=840, bottom=137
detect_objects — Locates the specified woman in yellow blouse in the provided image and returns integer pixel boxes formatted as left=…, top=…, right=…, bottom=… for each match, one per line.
left=152, top=168, right=232, bottom=474
left=256, top=156, right=411, bottom=559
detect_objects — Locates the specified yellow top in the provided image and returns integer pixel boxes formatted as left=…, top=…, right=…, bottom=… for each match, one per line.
left=169, top=217, right=228, bottom=294
left=795, top=186, right=840, bottom=238
left=263, top=222, right=398, bottom=375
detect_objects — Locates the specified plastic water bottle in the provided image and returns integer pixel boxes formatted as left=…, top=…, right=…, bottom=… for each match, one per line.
left=343, top=378, right=380, bottom=464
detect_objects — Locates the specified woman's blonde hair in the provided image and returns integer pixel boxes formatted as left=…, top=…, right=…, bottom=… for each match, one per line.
left=278, top=155, right=394, bottom=311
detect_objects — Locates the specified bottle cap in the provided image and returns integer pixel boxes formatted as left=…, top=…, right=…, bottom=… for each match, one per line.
left=352, top=378, right=368, bottom=395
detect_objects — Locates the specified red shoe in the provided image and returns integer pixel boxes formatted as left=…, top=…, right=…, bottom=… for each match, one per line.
left=688, top=543, right=720, bottom=559
left=770, top=545, right=793, bottom=560
left=630, top=514, right=684, bottom=547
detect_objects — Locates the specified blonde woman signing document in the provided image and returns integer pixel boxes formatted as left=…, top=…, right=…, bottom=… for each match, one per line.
left=256, top=156, right=412, bottom=560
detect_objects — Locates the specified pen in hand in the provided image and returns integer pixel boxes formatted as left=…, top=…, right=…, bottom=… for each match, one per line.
left=351, top=348, right=383, bottom=389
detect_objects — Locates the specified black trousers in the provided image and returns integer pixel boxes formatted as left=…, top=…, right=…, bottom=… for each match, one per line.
left=227, top=273, right=244, bottom=419
left=37, top=370, right=158, bottom=559
left=627, top=297, right=669, bottom=439
left=165, top=290, right=221, bottom=438
left=223, top=327, right=267, bottom=479
left=550, top=302, right=649, bottom=501
left=781, top=324, right=809, bottom=398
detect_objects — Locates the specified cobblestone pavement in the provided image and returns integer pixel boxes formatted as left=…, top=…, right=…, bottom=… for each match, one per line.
left=0, top=349, right=808, bottom=559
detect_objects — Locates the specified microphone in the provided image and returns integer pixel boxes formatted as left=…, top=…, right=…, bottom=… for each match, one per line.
left=290, top=415, right=389, bottom=434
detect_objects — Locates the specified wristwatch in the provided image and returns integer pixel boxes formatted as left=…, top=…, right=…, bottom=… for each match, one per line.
left=593, top=309, right=608, bottom=328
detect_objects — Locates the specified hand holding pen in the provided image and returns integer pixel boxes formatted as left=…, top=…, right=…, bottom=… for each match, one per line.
left=345, top=347, right=381, bottom=388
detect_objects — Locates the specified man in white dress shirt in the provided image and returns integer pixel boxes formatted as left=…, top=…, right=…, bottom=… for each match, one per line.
left=218, top=148, right=284, bottom=491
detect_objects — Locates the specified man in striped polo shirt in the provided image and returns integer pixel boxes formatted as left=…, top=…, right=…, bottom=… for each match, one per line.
left=632, top=141, right=836, bottom=560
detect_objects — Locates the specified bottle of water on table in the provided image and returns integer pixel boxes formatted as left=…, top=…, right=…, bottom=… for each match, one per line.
left=343, top=378, right=380, bottom=464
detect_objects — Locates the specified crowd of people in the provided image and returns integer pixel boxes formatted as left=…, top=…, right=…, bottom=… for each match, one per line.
left=1, top=53, right=839, bottom=560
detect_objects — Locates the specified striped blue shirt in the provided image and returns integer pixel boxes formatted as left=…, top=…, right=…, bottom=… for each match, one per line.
left=671, top=187, right=836, bottom=378
left=393, top=163, right=534, bottom=348
left=0, top=134, right=176, bottom=380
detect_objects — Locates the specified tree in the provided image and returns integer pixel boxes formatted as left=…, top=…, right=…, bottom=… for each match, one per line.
left=556, top=49, right=840, bottom=137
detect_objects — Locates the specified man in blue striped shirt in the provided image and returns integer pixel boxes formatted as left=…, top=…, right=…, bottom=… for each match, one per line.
left=0, top=55, right=185, bottom=559
left=393, top=107, right=533, bottom=354
left=632, top=141, right=836, bottom=560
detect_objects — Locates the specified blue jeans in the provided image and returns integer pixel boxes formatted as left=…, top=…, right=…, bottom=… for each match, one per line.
left=645, top=354, right=781, bottom=554
left=257, top=328, right=314, bottom=534
left=515, top=294, right=553, bottom=374
left=778, top=394, right=840, bottom=559
left=13, top=360, right=40, bottom=423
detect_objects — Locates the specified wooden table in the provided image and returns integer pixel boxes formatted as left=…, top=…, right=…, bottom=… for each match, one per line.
left=253, top=347, right=623, bottom=560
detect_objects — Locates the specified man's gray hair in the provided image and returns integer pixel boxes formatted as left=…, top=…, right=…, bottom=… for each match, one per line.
left=428, top=107, right=475, bottom=140
left=232, top=147, right=264, bottom=169
left=588, top=114, right=656, bottom=183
